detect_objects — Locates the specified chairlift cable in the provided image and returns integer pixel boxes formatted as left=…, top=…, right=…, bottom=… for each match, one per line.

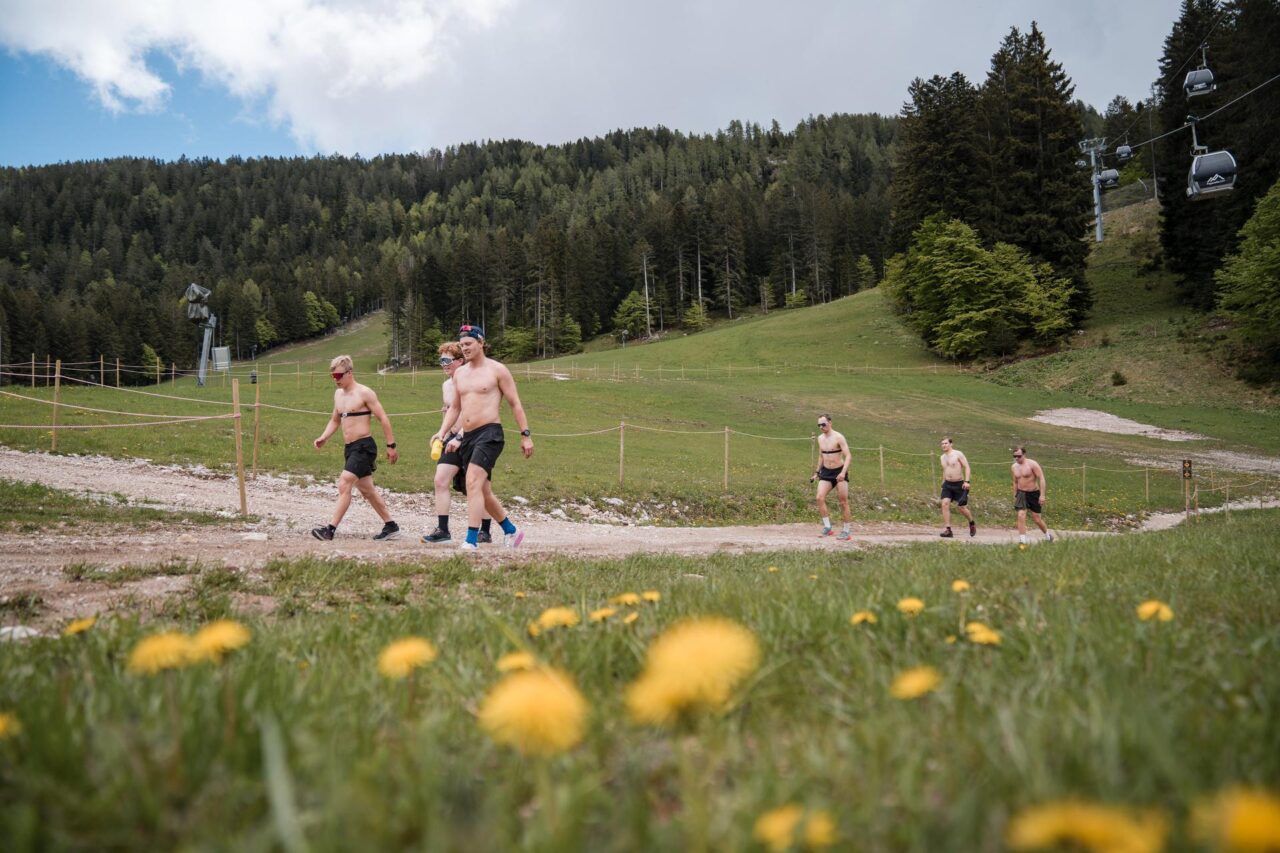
left=1122, top=69, right=1280, bottom=151
left=1161, top=7, right=1232, bottom=86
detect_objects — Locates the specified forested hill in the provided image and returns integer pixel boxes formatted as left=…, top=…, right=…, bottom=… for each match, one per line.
left=0, top=116, right=897, bottom=371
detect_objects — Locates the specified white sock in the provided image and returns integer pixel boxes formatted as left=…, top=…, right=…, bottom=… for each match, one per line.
left=822, top=517, right=831, bottom=528
left=843, top=523, right=850, bottom=533
left=1019, top=534, right=1028, bottom=544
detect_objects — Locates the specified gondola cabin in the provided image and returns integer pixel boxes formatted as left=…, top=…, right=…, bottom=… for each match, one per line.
left=1186, top=150, right=1238, bottom=199
left=1098, top=169, right=1120, bottom=190
left=1184, top=67, right=1216, bottom=98
left=1116, top=144, right=1133, bottom=163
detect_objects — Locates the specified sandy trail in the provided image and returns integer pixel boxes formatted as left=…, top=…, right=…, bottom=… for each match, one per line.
left=0, top=448, right=1273, bottom=628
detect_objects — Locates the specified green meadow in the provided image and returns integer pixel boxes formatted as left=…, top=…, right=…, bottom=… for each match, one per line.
left=1, top=509, right=1277, bottom=850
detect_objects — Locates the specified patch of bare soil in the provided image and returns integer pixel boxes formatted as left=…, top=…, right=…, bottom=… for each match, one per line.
left=1030, top=408, right=1208, bottom=441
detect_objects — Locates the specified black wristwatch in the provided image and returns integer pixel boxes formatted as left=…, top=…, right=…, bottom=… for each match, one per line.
left=520, top=429, right=531, bottom=437
left=386, top=442, right=397, bottom=449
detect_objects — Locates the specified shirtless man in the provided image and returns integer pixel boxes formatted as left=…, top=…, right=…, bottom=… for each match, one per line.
left=811, top=414, right=853, bottom=540
left=311, top=355, right=401, bottom=541
left=421, top=342, right=492, bottom=544
left=1011, top=446, right=1053, bottom=545
left=441, top=324, right=533, bottom=551
left=938, top=436, right=976, bottom=538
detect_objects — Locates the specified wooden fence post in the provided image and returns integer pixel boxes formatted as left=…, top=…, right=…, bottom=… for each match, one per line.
left=618, top=421, right=626, bottom=487
left=51, top=359, right=62, bottom=451
left=1082, top=463, right=1087, bottom=502
left=232, top=379, right=247, bottom=516
left=879, top=445, right=885, bottom=487
left=296, top=364, right=300, bottom=389
left=1144, top=468, right=1150, bottom=502
left=268, top=363, right=273, bottom=389
left=99, top=354, right=104, bottom=386
left=251, top=383, right=261, bottom=480
left=46, top=355, right=50, bottom=387
left=810, top=433, right=816, bottom=467
left=723, top=426, right=730, bottom=491
left=1225, top=484, right=1230, bottom=518
left=116, top=357, right=121, bottom=388
left=31, top=354, right=36, bottom=388
left=155, top=359, right=161, bottom=385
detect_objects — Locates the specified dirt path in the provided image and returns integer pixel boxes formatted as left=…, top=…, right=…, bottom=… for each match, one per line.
left=1, top=448, right=1272, bottom=629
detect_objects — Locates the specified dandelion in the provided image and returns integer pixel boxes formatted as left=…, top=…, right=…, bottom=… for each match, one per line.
left=946, top=635, right=957, bottom=644
left=897, top=597, right=925, bottom=617
left=589, top=607, right=617, bottom=623
left=767, top=566, right=779, bottom=573
left=63, top=616, right=96, bottom=637
left=890, top=666, right=942, bottom=700
left=534, top=607, right=580, bottom=632
left=478, top=667, right=588, bottom=756
left=1007, top=799, right=1168, bottom=853
left=753, top=804, right=838, bottom=851
left=626, top=618, right=760, bottom=726
left=515, top=591, right=526, bottom=599
left=850, top=611, right=877, bottom=626
left=0, top=712, right=20, bottom=739
left=952, top=579, right=971, bottom=593
left=128, top=631, right=195, bottom=674
left=192, top=620, right=251, bottom=663
left=965, top=621, right=1002, bottom=646
left=377, top=637, right=438, bottom=680
left=1191, top=786, right=1280, bottom=852
left=1136, top=600, right=1174, bottom=622
left=623, top=612, right=639, bottom=625
left=642, top=590, right=661, bottom=603
left=809, top=574, right=819, bottom=580
left=527, top=621, right=541, bottom=638
left=496, top=651, right=537, bottom=673
left=610, top=592, right=642, bottom=606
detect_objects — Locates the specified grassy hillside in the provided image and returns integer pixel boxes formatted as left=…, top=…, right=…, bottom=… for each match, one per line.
left=989, top=200, right=1278, bottom=411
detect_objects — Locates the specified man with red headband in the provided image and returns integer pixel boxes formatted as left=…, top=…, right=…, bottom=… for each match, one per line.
left=442, top=324, right=534, bottom=550
left=310, top=354, right=401, bottom=541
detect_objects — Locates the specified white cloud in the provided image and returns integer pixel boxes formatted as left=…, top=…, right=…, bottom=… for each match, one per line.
left=0, top=0, right=514, bottom=151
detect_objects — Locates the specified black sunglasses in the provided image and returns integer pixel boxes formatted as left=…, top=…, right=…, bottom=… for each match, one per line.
left=438, top=356, right=455, bottom=367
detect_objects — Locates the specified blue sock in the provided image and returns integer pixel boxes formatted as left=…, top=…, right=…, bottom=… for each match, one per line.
left=499, top=517, right=516, bottom=535
left=466, top=527, right=479, bottom=546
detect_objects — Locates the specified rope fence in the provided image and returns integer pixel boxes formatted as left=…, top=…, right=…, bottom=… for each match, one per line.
left=2, top=362, right=1276, bottom=522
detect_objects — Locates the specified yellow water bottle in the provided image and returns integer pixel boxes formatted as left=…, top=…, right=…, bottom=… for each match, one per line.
left=431, top=438, right=443, bottom=460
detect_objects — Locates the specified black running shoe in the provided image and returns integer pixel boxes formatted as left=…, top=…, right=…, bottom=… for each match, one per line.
left=969, top=521, right=977, bottom=538
left=421, top=527, right=451, bottom=543
left=373, top=521, right=402, bottom=541
left=311, top=525, right=335, bottom=541
left=477, top=530, right=493, bottom=544
left=940, top=528, right=954, bottom=538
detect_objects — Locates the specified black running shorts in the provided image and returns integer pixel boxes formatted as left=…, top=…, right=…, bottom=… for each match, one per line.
left=438, top=432, right=463, bottom=468
left=817, top=466, right=843, bottom=485
left=941, top=479, right=969, bottom=506
left=452, top=423, right=505, bottom=494
left=1014, top=489, right=1042, bottom=514
left=343, top=436, right=377, bottom=479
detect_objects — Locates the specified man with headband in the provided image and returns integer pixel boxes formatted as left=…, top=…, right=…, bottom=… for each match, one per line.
left=440, top=324, right=534, bottom=550
left=422, top=341, right=492, bottom=544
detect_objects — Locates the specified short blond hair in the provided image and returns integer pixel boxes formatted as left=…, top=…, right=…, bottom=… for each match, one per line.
left=329, top=354, right=353, bottom=372
left=438, top=342, right=462, bottom=358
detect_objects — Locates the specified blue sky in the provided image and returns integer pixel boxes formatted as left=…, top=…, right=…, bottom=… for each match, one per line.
left=0, top=0, right=1179, bottom=168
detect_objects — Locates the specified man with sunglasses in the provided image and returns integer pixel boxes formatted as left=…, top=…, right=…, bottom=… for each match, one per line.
left=310, top=354, right=401, bottom=541
left=811, top=414, right=853, bottom=540
left=442, top=324, right=534, bottom=551
left=1010, top=446, right=1053, bottom=545
left=938, top=436, right=976, bottom=538
left=422, top=342, right=492, bottom=544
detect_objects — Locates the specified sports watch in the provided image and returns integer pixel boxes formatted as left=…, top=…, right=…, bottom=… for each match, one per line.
left=520, top=429, right=531, bottom=437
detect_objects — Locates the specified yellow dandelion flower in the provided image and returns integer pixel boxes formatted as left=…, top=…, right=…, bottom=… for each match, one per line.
left=1007, top=800, right=1168, bottom=853
left=753, top=804, right=838, bottom=852
left=527, top=621, right=541, bottom=638
left=478, top=667, right=588, bottom=756
left=890, top=665, right=942, bottom=700
left=767, top=566, right=779, bottom=573
left=951, top=579, right=971, bottom=593
left=191, top=620, right=251, bottom=663
left=1136, top=600, right=1174, bottom=622
left=809, top=574, right=819, bottom=580
left=590, top=607, right=617, bottom=623
left=626, top=617, right=760, bottom=726
left=515, top=591, right=526, bottom=599
left=1191, top=786, right=1280, bottom=852
left=623, top=612, right=639, bottom=625
left=63, top=616, right=97, bottom=636
left=535, top=607, right=580, bottom=631
left=945, top=635, right=957, bottom=644
left=609, top=592, right=642, bottom=606
left=0, top=712, right=20, bottom=739
left=128, top=631, right=196, bottom=674
left=850, top=611, right=877, bottom=626
left=496, top=651, right=537, bottom=672
left=642, top=590, right=661, bottom=603
left=897, top=597, right=925, bottom=617
left=969, top=626, right=1002, bottom=646
left=377, top=637, right=438, bottom=680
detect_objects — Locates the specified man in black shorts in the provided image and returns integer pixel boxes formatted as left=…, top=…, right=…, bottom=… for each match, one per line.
left=811, top=414, right=853, bottom=540
left=422, top=342, right=492, bottom=544
left=1011, top=446, right=1053, bottom=545
left=938, top=436, right=976, bottom=538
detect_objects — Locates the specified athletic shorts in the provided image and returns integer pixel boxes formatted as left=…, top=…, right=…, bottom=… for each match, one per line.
left=452, top=423, right=505, bottom=495
left=438, top=432, right=463, bottom=468
left=343, top=436, right=377, bottom=479
left=1015, top=489, right=1042, bottom=514
left=817, top=466, right=844, bottom=485
left=941, top=479, right=969, bottom=506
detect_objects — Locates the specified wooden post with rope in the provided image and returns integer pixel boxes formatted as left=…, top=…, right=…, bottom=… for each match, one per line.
left=171, top=362, right=176, bottom=385
left=810, top=433, right=816, bottom=468
left=231, top=379, right=247, bottom=516
left=1144, top=468, right=1150, bottom=503
left=879, top=445, right=885, bottom=487
left=155, top=358, right=161, bottom=386
left=268, top=363, right=273, bottom=390
left=251, top=383, right=261, bottom=480
left=99, top=354, right=104, bottom=386
left=51, top=359, right=62, bottom=451
left=30, top=353, right=35, bottom=388
left=618, top=421, right=626, bottom=487
left=723, top=426, right=730, bottom=491
left=1225, top=484, right=1231, bottom=518
left=116, top=357, right=121, bottom=388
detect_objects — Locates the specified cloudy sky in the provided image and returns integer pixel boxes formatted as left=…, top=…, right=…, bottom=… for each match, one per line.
left=0, top=0, right=1181, bottom=167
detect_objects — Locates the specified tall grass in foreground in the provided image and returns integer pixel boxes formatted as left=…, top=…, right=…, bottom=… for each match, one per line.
left=1, top=511, right=1278, bottom=850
